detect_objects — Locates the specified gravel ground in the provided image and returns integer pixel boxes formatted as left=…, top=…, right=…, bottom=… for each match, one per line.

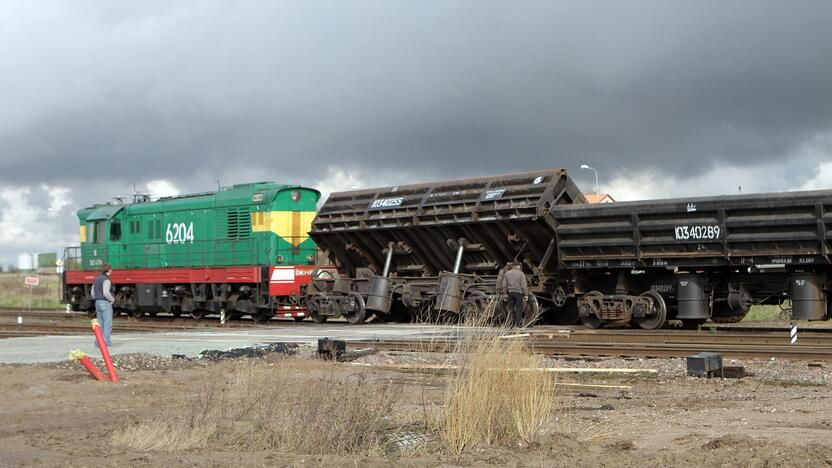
left=3, top=345, right=832, bottom=466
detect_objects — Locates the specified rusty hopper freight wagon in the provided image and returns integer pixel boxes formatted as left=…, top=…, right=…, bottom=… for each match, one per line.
left=306, top=169, right=586, bottom=324
left=550, top=190, right=832, bottom=329
left=62, top=182, right=321, bottom=322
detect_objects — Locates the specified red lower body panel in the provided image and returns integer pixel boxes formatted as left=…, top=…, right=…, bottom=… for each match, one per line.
left=66, top=266, right=262, bottom=285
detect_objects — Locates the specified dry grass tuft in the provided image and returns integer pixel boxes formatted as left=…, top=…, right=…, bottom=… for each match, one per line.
left=434, top=300, right=559, bottom=454
left=111, top=420, right=216, bottom=451
left=112, top=360, right=399, bottom=455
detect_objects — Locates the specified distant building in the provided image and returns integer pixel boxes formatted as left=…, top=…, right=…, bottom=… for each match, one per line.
left=37, top=252, right=58, bottom=268
left=584, top=192, right=616, bottom=204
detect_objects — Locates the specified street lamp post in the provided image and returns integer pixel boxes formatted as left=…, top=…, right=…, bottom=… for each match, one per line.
left=580, top=164, right=600, bottom=194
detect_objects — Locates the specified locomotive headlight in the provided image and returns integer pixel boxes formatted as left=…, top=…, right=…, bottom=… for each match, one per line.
left=276, top=255, right=284, bottom=263
left=306, top=255, right=314, bottom=264
left=291, top=190, right=301, bottom=202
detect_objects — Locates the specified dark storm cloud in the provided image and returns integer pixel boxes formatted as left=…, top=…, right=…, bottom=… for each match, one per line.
left=1, top=0, right=832, bottom=191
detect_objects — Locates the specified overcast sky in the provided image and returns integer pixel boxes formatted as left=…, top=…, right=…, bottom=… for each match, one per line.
left=1, top=1, right=832, bottom=264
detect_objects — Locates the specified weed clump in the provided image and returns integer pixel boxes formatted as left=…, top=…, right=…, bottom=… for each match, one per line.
left=112, top=360, right=398, bottom=455
left=435, top=300, right=559, bottom=454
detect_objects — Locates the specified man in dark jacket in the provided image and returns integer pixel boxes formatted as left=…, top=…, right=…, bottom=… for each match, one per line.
left=502, top=262, right=528, bottom=327
left=92, top=263, right=115, bottom=347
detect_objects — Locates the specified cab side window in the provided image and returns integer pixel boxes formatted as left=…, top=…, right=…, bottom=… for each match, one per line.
left=110, top=220, right=122, bottom=241
left=94, top=221, right=106, bottom=243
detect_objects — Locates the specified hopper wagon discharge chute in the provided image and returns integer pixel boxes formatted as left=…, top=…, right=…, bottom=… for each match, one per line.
left=306, top=169, right=587, bottom=324
left=62, top=182, right=323, bottom=322
left=550, top=189, right=832, bottom=329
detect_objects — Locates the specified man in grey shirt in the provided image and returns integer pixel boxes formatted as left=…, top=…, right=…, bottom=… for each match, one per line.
left=92, top=264, right=115, bottom=347
left=502, top=262, right=528, bottom=327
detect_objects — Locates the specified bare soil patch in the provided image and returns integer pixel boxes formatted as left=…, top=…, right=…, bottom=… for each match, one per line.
left=1, top=347, right=831, bottom=467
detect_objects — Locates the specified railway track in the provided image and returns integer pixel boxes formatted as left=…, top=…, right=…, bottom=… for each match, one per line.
left=3, top=308, right=832, bottom=360
left=3, top=308, right=830, bottom=333
left=0, top=308, right=323, bottom=338
left=347, top=328, right=832, bottom=361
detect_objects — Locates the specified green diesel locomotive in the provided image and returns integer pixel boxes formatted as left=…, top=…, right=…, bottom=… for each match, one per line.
left=63, top=182, right=323, bottom=321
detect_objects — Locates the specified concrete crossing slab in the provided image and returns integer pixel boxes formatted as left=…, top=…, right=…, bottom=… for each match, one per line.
left=0, top=323, right=464, bottom=364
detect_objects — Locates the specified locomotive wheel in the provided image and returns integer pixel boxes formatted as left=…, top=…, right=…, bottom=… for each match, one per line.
left=636, top=291, right=667, bottom=330
left=293, top=316, right=306, bottom=322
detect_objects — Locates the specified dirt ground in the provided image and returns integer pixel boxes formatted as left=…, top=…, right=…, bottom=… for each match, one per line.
left=1, top=349, right=831, bottom=467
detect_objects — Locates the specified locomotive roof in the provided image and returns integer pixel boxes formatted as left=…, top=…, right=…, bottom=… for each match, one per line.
left=77, top=182, right=318, bottom=218
left=85, top=204, right=124, bottom=221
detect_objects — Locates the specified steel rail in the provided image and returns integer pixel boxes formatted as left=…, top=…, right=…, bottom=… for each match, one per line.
left=345, top=333, right=832, bottom=361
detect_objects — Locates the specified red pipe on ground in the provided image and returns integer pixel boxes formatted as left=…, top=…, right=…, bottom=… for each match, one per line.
left=68, top=349, right=105, bottom=381
left=91, top=319, right=119, bottom=383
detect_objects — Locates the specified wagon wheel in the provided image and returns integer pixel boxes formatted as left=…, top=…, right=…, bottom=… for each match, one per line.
left=308, top=298, right=327, bottom=324
left=636, top=291, right=667, bottom=330
left=555, top=297, right=581, bottom=325
left=129, top=309, right=145, bottom=319
left=344, top=294, right=367, bottom=325
left=680, top=318, right=708, bottom=329
left=522, top=295, right=540, bottom=327
left=579, top=291, right=604, bottom=329
left=711, top=302, right=749, bottom=323
left=311, top=309, right=328, bottom=323
left=251, top=310, right=273, bottom=324
left=190, top=308, right=208, bottom=320
left=416, top=297, right=438, bottom=324
left=459, top=297, right=485, bottom=325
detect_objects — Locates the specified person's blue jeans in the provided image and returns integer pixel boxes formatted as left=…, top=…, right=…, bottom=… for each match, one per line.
left=95, top=300, right=113, bottom=347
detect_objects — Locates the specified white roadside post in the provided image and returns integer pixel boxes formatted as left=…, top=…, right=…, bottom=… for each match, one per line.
left=790, top=322, right=798, bottom=344
left=24, top=276, right=39, bottom=310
